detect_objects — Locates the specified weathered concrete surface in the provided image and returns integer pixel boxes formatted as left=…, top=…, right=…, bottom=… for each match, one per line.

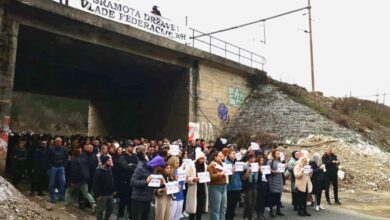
left=227, top=85, right=361, bottom=143
left=10, top=0, right=262, bottom=76
left=0, top=4, right=19, bottom=174
left=4, top=0, right=265, bottom=142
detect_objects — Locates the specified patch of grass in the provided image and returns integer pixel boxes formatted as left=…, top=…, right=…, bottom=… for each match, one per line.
left=11, top=92, right=89, bottom=135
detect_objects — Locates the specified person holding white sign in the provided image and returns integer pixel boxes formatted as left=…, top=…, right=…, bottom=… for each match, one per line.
left=155, top=164, right=175, bottom=220
left=242, top=153, right=258, bottom=220
left=256, top=156, right=269, bottom=220
left=267, top=149, right=285, bottom=217
left=131, top=155, right=165, bottom=220
left=225, top=149, right=242, bottom=220
left=207, top=151, right=228, bottom=220
left=185, top=151, right=209, bottom=220
left=294, top=157, right=313, bottom=217
left=166, top=156, right=186, bottom=220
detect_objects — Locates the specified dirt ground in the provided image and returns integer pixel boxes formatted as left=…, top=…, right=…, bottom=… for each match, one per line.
left=1, top=177, right=390, bottom=220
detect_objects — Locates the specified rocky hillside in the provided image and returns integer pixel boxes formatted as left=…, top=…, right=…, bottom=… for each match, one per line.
left=226, top=80, right=390, bottom=153
left=225, top=80, right=390, bottom=192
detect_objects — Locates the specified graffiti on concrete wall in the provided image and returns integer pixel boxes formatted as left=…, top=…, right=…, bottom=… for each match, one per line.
left=188, top=122, right=200, bottom=141
left=217, top=103, right=229, bottom=121
left=188, top=121, right=216, bottom=141
left=200, top=121, right=215, bottom=141
left=228, top=87, right=245, bottom=106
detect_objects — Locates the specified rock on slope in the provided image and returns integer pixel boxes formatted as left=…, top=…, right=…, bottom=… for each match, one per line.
left=0, top=175, right=58, bottom=220
left=285, top=135, right=390, bottom=192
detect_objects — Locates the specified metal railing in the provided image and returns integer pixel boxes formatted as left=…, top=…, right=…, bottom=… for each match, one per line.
left=189, top=28, right=266, bottom=70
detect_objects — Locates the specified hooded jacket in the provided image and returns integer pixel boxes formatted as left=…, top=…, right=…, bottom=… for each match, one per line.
left=131, top=156, right=165, bottom=202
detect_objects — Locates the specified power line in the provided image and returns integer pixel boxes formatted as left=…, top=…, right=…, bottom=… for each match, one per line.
left=191, top=6, right=310, bottom=39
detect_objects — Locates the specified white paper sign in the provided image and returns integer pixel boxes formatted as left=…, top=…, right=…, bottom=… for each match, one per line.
left=261, top=165, right=271, bottom=175
left=197, top=172, right=211, bottom=183
left=224, top=164, right=233, bottom=176
left=235, top=152, right=242, bottom=161
left=166, top=181, right=180, bottom=195
left=250, top=163, right=259, bottom=173
left=169, top=145, right=180, bottom=156
left=304, top=165, right=312, bottom=174
left=250, top=142, right=260, bottom=150
left=178, top=169, right=187, bottom=181
left=280, top=152, right=285, bottom=162
left=148, top=175, right=162, bottom=187
left=278, top=163, right=286, bottom=173
left=234, top=162, right=245, bottom=172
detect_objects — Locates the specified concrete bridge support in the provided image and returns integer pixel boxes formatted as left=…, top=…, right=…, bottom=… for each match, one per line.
left=0, top=4, right=19, bottom=174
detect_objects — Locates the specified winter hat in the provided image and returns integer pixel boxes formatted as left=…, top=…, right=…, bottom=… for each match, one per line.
left=101, top=155, right=110, bottom=165
left=195, top=150, right=206, bottom=161
left=147, top=155, right=165, bottom=169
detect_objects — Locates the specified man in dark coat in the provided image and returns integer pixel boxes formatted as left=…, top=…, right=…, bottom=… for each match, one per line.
left=93, top=155, right=116, bottom=220
left=80, top=143, right=98, bottom=208
left=64, top=148, right=96, bottom=212
left=322, top=147, right=341, bottom=205
left=30, top=140, right=49, bottom=196
left=81, top=144, right=98, bottom=186
left=117, top=145, right=138, bottom=220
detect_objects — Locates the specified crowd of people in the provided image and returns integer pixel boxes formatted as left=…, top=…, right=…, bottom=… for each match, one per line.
left=7, top=133, right=341, bottom=220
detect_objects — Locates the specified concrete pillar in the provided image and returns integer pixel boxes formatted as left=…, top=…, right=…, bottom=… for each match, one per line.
left=0, top=6, right=19, bottom=174
left=88, top=102, right=108, bottom=137
left=188, top=62, right=199, bottom=122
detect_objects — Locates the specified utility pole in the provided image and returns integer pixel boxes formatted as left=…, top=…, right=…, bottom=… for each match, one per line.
left=383, top=93, right=386, bottom=105
left=307, top=0, right=315, bottom=93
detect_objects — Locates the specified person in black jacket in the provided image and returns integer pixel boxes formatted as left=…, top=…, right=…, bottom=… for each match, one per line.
left=82, top=145, right=98, bottom=181
left=30, top=140, right=49, bottom=196
left=322, top=147, right=341, bottom=205
left=131, top=155, right=165, bottom=220
left=310, top=153, right=326, bottom=211
left=256, top=155, right=268, bottom=220
left=93, top=155, right=116, bottom=220
left=117, top=145, right=139, bottom=220
left=11, top=140, right=27, bottom=189
left=112, top=146, right=123, bottom=195
left=65, top=147, right=96, bottom=212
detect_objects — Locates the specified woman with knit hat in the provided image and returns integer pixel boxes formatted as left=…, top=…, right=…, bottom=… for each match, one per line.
left=186, top=150, right=209, bottom=220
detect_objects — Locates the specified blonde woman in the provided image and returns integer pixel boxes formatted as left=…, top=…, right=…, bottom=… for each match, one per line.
left=166, top=156, right=185, bottom=220
left=294, top=157, right=313, bottom=217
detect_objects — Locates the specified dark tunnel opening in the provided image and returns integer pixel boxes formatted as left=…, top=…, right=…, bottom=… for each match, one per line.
left=12, top=25, right=189, bottom=139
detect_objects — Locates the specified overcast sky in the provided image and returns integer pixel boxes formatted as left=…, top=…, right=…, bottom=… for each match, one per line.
left=122, top=0, right=389, bottom=104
